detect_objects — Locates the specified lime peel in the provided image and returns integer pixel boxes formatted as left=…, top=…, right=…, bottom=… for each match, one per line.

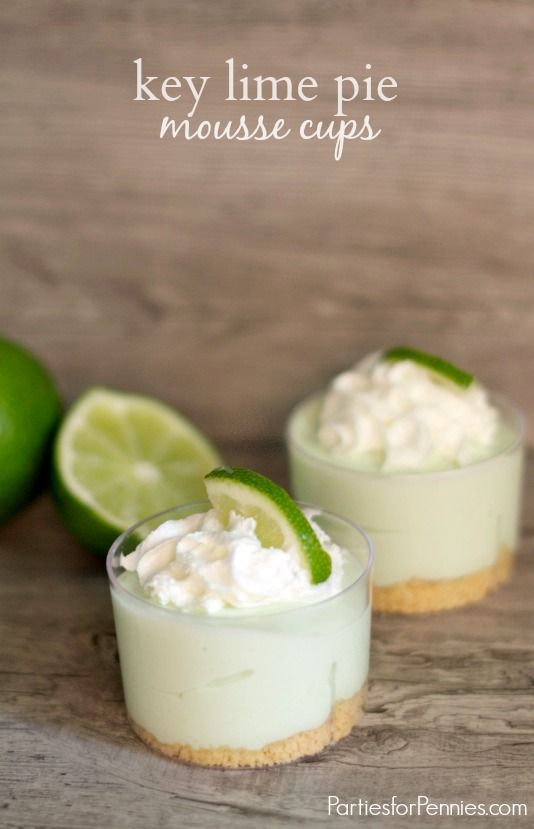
left=205, top=466, right=332, bottom=584
left=0, top=336, right=61, bottom=522
left=383, top=346, right=474, bottom=389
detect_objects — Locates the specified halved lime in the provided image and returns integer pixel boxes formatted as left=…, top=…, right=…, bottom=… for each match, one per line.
left=52, top=388, right=221, bottom=555
left=205, top=466, right=332, bottom=584
left=383, top=346, right=474, bottom=389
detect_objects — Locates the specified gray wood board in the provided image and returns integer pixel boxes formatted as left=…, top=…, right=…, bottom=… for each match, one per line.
left=1, top=445, right=533, bottom=829
left=1, top=1, right=534, bottom=444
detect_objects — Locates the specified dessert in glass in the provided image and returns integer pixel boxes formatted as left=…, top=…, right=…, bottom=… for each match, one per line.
left=107, top=476, right=373, bottom=768
left=287, top=348, right=524, bottom=614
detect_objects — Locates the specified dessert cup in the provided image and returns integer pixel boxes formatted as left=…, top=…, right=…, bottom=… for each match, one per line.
left=107, top=502, right=373, bottom=768
left=287, top=394, right=524, bottom=614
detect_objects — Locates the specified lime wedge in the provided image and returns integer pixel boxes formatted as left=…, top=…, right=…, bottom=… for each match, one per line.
left=205, top=466, right=332, bottom=584
left=52, top=387, right=221, bottom=555
left=383, top=346, right=474, bottom=389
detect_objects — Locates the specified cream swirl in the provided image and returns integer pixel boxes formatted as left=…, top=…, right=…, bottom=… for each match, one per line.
left=317, top=352, right=499, bottom=471
left=120, top=509, right=343, bottom=613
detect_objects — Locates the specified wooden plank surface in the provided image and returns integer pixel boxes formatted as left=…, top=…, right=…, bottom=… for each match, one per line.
left=1, top=445, right=533, bottom=829
left=1, top=1, right=534, bottom=443
left=1, top=2, right=534, bottom=826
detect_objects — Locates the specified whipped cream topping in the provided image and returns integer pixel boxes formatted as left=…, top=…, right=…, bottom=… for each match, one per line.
left=317, top=352, right=499, bottom=471
left=120, top=509, right=344, bottom=614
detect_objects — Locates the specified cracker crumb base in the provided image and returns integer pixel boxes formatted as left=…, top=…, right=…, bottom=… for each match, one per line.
left=373, top=548, right=513, bottom=614
left=129, top=683, right=366, bottom=768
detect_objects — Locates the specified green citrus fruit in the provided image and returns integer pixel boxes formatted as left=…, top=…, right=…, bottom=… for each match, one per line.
left=205, top=466, right=332, bottom=584
left=52, top=387, right=221, bottom=555
left=0, top=336, right=61, bottom=522
left=383, top=346, right=474, bottom=389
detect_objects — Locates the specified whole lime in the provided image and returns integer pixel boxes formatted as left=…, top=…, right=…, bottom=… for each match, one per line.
left=0, top=336, right=61, bottom=522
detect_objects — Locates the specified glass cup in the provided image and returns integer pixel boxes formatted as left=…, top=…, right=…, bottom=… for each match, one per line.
left=287, top=394, right=524, bottom=614
left=107, top=502, right=373, bottom=768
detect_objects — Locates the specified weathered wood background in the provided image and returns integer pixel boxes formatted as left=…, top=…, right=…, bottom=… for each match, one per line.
left=2, top=457, right=534, bottom=829
left=1, top=2, right=534, bottom=827
left=1, top=0, right=534, bottom=444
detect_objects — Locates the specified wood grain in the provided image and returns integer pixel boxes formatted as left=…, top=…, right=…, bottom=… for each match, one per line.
left=1, top=4, right=534, bottom=825
left=1, top=1, right=534, bottom=445
left=1, top=444, right=533, bottom=829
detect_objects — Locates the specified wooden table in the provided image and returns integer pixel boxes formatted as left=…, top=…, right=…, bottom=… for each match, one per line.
left=2, top=446, right=533, bottom=829
left=2, top=2, right=534, bottom=825
left=2, top=0, right=534, bottom=447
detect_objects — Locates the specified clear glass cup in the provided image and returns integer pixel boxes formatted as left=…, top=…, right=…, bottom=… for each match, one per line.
left=107, top=501, right=373, bottom=768
left=287, top=394, right=524, bottom=614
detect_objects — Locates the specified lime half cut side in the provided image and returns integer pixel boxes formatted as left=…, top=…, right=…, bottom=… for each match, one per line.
left=205, top=466, right=332, bottom=584
left=383, top=346, right=474, bottom=389
left=53, top=387, right=221, bottom=555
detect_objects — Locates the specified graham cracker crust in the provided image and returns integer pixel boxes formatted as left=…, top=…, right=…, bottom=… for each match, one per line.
left=373, top=547, right=514, bottom=614
left=129, top=683, right=366, bottom=768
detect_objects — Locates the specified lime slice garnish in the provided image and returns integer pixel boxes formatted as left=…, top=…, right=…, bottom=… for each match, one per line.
left=204, top=466, right=332, bottom=584
left=383, top=346, right=474, bottom=389
left=52, top=387, right=221, bottom=555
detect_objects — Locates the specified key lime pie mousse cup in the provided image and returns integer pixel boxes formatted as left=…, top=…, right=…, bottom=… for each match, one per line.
left=107, top=485, right=373, bottom=768
left=287, top=348, right=524, bottom=614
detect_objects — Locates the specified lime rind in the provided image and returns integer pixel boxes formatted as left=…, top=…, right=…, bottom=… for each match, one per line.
left=205, top=466, right=332, bottom=584
left=383, top=346, right=474, bottom=389
left=0, top=337, right=61, bottom=522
